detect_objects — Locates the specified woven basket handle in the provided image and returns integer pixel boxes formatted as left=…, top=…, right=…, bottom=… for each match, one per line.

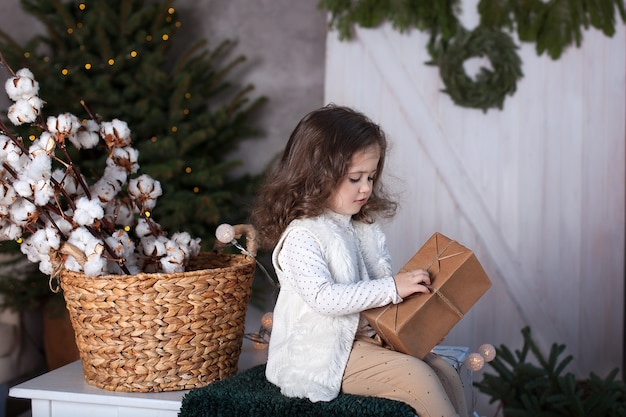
left=214, top=224, right=258, bottom=256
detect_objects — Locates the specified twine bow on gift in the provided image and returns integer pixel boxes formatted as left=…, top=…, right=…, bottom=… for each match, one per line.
left=396, top=236, right=467, bottom=323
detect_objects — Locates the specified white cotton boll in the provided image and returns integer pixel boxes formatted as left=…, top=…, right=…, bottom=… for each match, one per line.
left=160, top=250, right=186, bottom=273
left=30, top=132, right=56, bottom=156
left=47, top=113, right=81, bottom=136
left=5, top=68, right=39, bottom=101
left=92, top=177, right=120, bottom=204
left=21, top=229, right=57, bottom=263
left=0, top=137, right=22, bottom=166
left=140, top=235, right=168, bottom=257
left=105, top=229, right=135, bottom=257
left=128, top=174, right=162, bottom=210
left=20, top=239, right=42, bottom=263
left=67, top=227, right=91, bottom=249
left=47, top=213, right=73, bottom=236
left=9, top=198, right=37, bottom=226
left=172, top=231, right=201, bottom=257
left=42, top=227, right=61, bottom=251
left=67, top=227, right=104, bottom=274
left=73, top=196, right=105, bottom=226
left=134, top=218, right=152, bottom=237
left=15, top=68, right=36, bottom=80
left=107, top=146, right=139, bottom=174
left=38, top=258, right=54, bottom=276
left=52, top=168, right=84, bottom=197
left=0, top=220, right=22, bottom=241
left=160, top=239, right=187, bottom=273
left=101, top=165, right=128, bottom=189
left=0, top=183, right=17, bottom=205
left=64, top=256, right=82, bottom=273
left=107, top=251, right=139, bottom=275
left=0, top=135, right=10, bottom=163
left=4, top=147, right=25, bottom=169
left=125, top=258, right=141, bottom=274
left=8, top=99, right=38, bottom=125
left=13, top=178, right=33, bottom=198
left=33, top=179, right=53, bottom=206
left=52, top=168, right=69, bottom=189
left=83, top=254, right=106, bottom=277
left=104, top=200, right=135, bottom=227
left=27, top=153, right=52, bottom=180
left=71, top=119, right=100, bottom=150
left=100, top=119, right=132, bottom=148
left=25, top=97, right=44, bottom=123
left=27, top=95, right=44, bottom=111
left=91, top=166, right=126, bottom=206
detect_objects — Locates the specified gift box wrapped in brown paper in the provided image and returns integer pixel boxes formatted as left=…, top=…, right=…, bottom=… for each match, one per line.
left=363, top=232, right=491, bottom=359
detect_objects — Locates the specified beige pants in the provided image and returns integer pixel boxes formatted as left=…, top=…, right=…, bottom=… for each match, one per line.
left=342, top=340, right=469, bottom=417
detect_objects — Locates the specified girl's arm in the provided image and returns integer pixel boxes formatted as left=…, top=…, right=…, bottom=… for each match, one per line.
left=276, top=228, right=402, bottom=316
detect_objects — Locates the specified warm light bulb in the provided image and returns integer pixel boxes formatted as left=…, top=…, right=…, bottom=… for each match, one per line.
left=261, top=312, right=273, bottom=331
left=464, top=353, right=485, bottom=371
left=479, top=343, right=496, bottom=362
left=252, top=339, right=267, bottom=350
left=215, top=224, right=235, bottom=244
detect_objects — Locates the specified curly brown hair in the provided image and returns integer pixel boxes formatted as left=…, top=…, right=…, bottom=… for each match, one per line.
left=249, top=105, right=397, bottom=248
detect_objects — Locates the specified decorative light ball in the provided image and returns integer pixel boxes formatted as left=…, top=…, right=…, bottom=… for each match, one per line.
left=479, top=343, right=496, bottom=362
left=464, top=352, right=485, bottom=371
left=261, top=312, right=273, bottom=331
left=215, top=223, right=235, bottom=243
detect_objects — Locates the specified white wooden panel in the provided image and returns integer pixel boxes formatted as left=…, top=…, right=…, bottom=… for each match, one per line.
left=324, top=12, right=625, bottom=385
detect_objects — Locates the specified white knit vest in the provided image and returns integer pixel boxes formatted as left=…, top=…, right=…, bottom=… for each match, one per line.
left=265, top=213, right=392, bottom=402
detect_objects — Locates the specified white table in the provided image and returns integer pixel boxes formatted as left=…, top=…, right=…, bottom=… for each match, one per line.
left=10, top=325, right=470, bottom=417
left=10, top=337, right=269, bottom=417
left=9, top=306, right=269, bottom=417
left=10, top=360, right=184, bottom=417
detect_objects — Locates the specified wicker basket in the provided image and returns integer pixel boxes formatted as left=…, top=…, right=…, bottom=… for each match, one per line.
left=60, top=225, right=257, bottom=392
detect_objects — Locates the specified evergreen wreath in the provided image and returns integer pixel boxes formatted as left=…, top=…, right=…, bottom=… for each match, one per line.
left=434, top=27, right=523, bottom=111
left=319, top=0, right=626, bottom=111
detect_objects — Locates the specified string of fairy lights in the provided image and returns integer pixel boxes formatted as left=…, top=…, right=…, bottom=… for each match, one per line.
left=216, top=223, right=497, bottom=374
left=48, top=3, right=181, bottom=77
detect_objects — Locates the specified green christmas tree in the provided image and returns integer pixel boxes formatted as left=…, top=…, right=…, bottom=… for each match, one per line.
left=0, top=0, right=266, bottom=310
left=0, top=0, right=265, bottom=238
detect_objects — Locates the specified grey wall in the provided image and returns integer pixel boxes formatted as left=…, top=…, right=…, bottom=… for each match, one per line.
left=0, top=0, right=328, bottom=175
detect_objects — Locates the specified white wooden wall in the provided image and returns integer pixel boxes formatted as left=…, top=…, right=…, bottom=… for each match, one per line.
left=324, top=10, right=625, bottom=404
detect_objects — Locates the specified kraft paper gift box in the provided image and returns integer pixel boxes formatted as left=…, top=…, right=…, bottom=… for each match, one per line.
left=363, top=232, right=491, bottom=359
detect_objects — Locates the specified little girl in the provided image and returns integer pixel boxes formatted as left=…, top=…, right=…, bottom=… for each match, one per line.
left=250, top=105, right=468, bottom=417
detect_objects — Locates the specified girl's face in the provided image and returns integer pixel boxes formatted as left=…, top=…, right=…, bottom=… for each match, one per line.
left=327, top=145, right=380, bottom=216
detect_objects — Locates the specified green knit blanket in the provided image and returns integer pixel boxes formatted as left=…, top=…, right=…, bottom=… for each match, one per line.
left=179, top=364, right=416, bottom=417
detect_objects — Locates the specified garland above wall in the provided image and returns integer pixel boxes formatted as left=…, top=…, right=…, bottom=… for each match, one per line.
left=318, top=0, right=626, bottom=112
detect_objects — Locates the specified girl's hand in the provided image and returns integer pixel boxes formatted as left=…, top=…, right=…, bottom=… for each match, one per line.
left=393, top=269, right=431, bottom=298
